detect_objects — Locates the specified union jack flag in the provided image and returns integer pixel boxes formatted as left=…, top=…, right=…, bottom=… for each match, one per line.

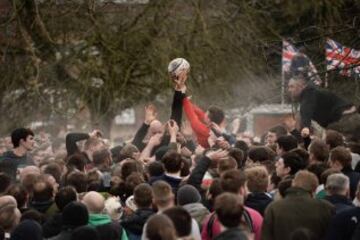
left=326, top=38, right=360, bottom=77
left=282, top=40, right=321, bottom=85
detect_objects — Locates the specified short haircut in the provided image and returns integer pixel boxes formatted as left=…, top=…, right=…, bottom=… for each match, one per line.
left=234, top=140, right=249, bottom=161
left=0, top=173, right=11, bottom=193
left=161, top=151, right=183, bottom=173
left=152, top=181, right=173, bottom=207
left=277, top=135, right=298, bottom=152
left=66, top=154, right=87, bottom=172
left=163, top=207, right=192, bottom=237
left=93, top=149, right=111, bottom=167
left=282, top=152, right=306, bottom=175
left=125, top=172, right=145, bottom=196
left=321, top=168, right=341, bottom=186
left=207, top=106, right=225, bottom=125
left=245, top=165, right=269, bottom=192
left=146, top=214, right=176, bottom=240
left=134, top=183, right=153, bottom=208
left=269, top=125, right=287, bottom=138
left=66, top=171, right=88, bottom=193
left=309, top=139, right=329, bottom=163
left=220, top=169, right=247, bottom=194
left=55, top=186, right=77, bottom=211
left=307, top=163, right=329, bottom=184
left=6, top=184, right=28, bottom=208
left=218, top=157, right=238, bottom=174
left=43, top=163, right=62, bottom=184
left=292, top=170, right=319, bottom=193
left=11, top=128, right=34, bottom=148
left=330, top=146, right=352, bottom=168
left=325, top=130, right=344, bottom=149
left=0, top=203, right=19, bottom=231
left=214, top=193, right=244, bottom=228
left=248, top=146, right=275, bottom=162
left=290, top=148, right=310, bottom=167
left=326, top=173, right=349, bottom=195
left=120, top=159, right=142, bottom=180
left=228, top=148, right=245, bottom=169
left=32, top=179, right=54, bottom=202
left=146, top=161, right=164, bottom=178
left=278, top=177, right=294, bottom=198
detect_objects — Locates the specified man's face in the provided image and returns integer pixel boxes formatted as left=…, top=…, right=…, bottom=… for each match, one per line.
left=266, top=132, right=277, bottom=145
left=288, top=79, right=305, bottom=100
left=275, top=158, right=289, bottom=178
left=22, top=135, right=35, bottom=151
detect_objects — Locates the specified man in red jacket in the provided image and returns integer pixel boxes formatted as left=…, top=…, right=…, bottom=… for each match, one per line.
left=168, top=58, right=228, bottom=149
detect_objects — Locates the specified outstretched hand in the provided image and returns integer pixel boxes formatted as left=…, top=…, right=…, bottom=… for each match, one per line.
left=167, top=120, right=179, bottom=137
left=173, top=70, right=187, bottom=92
left=205, top=149, right=229, bottom=161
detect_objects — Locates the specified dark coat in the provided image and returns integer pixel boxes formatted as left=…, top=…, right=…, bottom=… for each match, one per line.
left=245, top=192, right=273, bottom=216
left=323, top=195, right=354, bottom=214
left=262, top=187, right=335, bottom=240
left=326, top=207, right=360, bottom=240
left=121, top=208, right=154, bottom=237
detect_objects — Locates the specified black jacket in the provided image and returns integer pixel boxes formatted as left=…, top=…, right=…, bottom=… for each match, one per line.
left=341, top=166, right=360, bottom=199
left=299, top=85, right=351, bottom=128
left=214, top=227, right=248, bottom=240
left=326, top=207, right=360, bottom=240
left=323, top=195, right=354, bottom=214
left=121, top=208, right=155, bottom=236
left=245, top=192, right=273, bottom=216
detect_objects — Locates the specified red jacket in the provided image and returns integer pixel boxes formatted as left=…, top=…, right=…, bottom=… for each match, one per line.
left=183, top=97, right=210, bottom=148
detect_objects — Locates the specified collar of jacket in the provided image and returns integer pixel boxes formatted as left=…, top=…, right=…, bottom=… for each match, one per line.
left=285, top=187, right=312, bottom=198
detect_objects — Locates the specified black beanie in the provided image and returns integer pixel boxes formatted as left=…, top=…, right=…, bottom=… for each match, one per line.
left=62, top=202, right=89, bottom=229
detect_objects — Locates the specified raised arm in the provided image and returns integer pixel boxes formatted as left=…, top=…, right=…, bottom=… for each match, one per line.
left=66, top=132, right=90, bottom=156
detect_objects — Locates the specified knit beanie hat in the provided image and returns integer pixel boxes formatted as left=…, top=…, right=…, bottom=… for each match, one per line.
left=62, top=202, right=89, bottom=228
left=10, top=220, right=42, bottom=240
left=177, top=184, right=201, bottom=206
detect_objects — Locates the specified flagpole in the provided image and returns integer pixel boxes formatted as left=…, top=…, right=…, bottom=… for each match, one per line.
left=281, top=40, right=285, bottom=105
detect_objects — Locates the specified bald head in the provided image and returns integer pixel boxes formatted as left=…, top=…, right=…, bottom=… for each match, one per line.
left=82, top=191, right=105, bottom=214
left=0, top=195, right=17, bottom=207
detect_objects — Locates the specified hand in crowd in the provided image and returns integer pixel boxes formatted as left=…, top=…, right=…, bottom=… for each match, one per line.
left=215, top=137, right=230, bottom=150
left=205, top=148, right=229, bottom=161
left=210, top=122, right=223, bottom=136
left=173, top=69, right=187, bottom=92
left=89, top=129, right=102, bottom=138
left=144, top=104, right=157, bottom=125
left=301, top=127, right=310, bottom=138
left=167, top=120, right=179, bottom=137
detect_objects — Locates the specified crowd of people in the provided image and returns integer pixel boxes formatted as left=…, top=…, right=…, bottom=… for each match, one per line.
left=0, top=58, right=360, bottom=240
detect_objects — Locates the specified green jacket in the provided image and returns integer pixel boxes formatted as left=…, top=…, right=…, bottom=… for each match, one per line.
left=262, top=187, right=335, bottom=240
left=89, top=214, right=128, bottom=240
